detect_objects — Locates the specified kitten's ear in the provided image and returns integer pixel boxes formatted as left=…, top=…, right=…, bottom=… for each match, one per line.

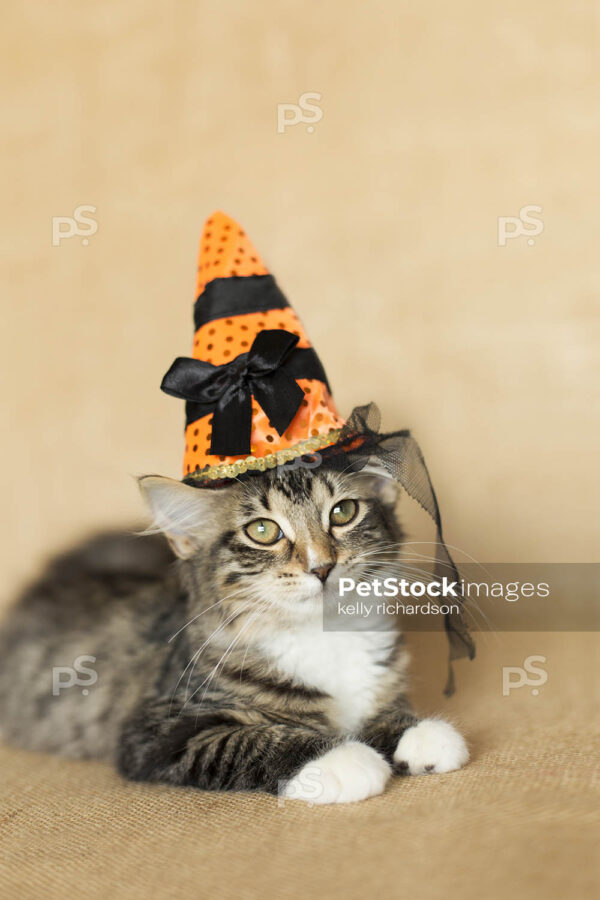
left=138, top=475, right=224, bottom=559
left=354, top=467, right=399, bottom=508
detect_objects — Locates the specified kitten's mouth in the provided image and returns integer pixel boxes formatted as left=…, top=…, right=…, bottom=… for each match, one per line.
left=301, top=582, right=324, bottom=602
left=301, top=578, right=342, bottom=606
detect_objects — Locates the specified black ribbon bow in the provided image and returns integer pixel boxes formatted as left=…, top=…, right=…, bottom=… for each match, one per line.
left=161, top=329, right=327, bottom=456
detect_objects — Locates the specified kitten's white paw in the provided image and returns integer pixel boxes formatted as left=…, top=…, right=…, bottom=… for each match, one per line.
left=282, top=741, right=391, bottom=805
left=394, top=719, right=469, bottom=775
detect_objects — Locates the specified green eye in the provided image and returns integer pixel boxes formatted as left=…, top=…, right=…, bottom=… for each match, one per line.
left=244, top=519, right=283, bottom=545
left=330, top=499, right=358, bottom=527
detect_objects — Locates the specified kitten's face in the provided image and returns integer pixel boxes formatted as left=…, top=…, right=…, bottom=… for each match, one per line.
left=141, top=467, right=402, bottom=627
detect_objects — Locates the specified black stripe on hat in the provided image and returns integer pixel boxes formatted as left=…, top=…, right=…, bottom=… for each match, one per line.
left=193, top=274, right=290, bottom=330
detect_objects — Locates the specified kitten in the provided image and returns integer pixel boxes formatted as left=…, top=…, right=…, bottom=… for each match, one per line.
left=0, top=467, right=468, bottom=804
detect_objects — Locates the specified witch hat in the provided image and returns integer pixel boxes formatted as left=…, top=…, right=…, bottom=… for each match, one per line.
left=161, top=211, right=346, bottom=482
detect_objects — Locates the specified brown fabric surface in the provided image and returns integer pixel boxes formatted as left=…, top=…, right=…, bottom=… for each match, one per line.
left=1, top=632, right=597, bottom=900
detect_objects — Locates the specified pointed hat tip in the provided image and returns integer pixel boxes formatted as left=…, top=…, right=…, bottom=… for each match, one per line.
left=196, top=212, right=269, bottom=294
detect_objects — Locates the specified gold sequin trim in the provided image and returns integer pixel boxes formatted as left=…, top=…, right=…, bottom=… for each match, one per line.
left=185, top=429, right=342, bottom=482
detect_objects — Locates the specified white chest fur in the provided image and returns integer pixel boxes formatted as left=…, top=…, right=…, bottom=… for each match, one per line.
left=258, top=627, right=396, bottom=734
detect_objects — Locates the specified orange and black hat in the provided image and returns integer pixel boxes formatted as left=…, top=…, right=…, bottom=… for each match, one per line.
left=161, top=212, right=346, bottom=482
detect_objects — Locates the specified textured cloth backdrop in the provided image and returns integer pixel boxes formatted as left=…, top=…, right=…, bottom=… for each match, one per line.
left=1, top=1, right=598, bottom=898
left=1, top=0, right=598, bottom=594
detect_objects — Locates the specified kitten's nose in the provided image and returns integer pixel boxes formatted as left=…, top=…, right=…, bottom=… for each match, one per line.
left=311, top=563, right=334, bottom=583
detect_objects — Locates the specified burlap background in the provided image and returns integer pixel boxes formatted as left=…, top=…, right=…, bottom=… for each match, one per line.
left=1, top=1, right=598, bottom=898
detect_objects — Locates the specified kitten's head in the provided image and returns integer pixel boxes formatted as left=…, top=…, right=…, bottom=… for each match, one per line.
left=140, top=467, right=402, bottom=626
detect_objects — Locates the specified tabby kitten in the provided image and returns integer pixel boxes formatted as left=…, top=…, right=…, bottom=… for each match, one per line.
left=0, top=467, right=468, bottom=804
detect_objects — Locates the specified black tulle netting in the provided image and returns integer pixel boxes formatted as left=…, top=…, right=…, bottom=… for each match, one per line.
left=315, top=403, right=476, bottom=694
left=187, top=402, right=476, bottom=694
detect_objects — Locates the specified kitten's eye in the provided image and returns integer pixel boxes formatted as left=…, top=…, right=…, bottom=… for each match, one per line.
left=244, top=519, right=283, bottom=545
left=330, top=499, right=358, bottom=527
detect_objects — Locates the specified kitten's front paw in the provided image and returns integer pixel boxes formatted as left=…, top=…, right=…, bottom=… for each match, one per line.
left=393, top=719, right=469, bottom=775
left=282, top=741, right=391, bottom=805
